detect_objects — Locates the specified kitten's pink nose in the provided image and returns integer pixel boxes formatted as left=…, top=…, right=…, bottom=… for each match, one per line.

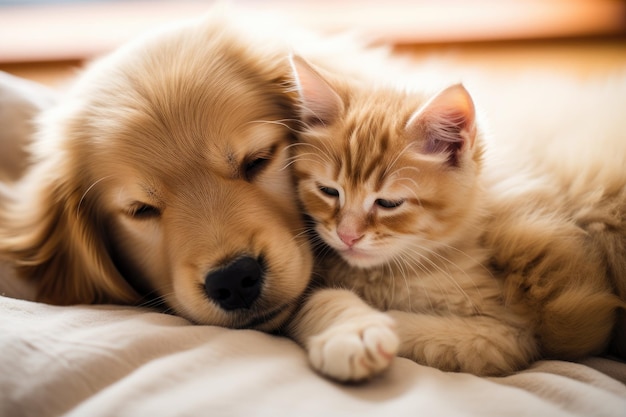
left=338, top=231, right=363, bottom=247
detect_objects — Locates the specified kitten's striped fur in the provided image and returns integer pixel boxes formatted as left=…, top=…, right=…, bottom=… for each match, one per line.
left=290, top=56, right=625, bottom=375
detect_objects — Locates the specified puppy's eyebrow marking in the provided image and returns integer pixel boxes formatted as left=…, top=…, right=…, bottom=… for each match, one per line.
left=226, top=151, right=241, bottom=178
left=143, top=185, right=158, bottom=198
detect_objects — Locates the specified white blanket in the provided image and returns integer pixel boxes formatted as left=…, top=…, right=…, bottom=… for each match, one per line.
left=1, top=295, right=625, bottom=417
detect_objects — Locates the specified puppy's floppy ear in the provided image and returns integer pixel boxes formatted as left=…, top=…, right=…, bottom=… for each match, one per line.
left=0, top=159, right=140, bottom=305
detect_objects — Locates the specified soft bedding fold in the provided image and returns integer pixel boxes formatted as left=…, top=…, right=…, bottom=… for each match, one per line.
left=1, top=295, right=624, bottom=417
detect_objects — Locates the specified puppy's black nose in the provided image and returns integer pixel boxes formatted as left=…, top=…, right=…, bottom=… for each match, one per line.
left=204, top=256, right=264, bottom=310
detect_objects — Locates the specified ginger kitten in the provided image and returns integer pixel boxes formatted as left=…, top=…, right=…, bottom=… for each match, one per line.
left=289, top=55, right=625, bottom=375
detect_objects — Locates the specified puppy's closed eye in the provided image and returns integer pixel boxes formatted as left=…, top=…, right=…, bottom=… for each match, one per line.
left=243, top=145, right=278, bottom=181
left=244, top=157, right=271, bottom=181
left=127, top=203, right=161, bottom=220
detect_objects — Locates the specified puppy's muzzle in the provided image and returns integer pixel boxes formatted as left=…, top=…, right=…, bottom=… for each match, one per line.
left=204, top=256, right=264, bottom=310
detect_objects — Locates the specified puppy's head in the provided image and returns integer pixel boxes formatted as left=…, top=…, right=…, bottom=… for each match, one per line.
left=0, top=15, right=312, bottom=331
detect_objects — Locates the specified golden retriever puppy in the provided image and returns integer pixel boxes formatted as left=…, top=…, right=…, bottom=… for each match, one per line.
left=0, top=9, right=398, bottom=382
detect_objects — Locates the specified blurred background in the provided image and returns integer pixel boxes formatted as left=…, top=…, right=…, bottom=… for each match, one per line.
left=0, top=0, right=624, bottom=87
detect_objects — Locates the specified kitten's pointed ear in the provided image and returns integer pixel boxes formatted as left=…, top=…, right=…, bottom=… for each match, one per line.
left=289, top=54, right=343, bottom=126
left=405, top=84, right=476, bottom=166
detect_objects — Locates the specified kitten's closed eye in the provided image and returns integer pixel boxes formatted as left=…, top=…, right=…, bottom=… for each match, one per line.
left=375, top=199, right=404, bottom=209
left=319, top=185, right=339, bottom=198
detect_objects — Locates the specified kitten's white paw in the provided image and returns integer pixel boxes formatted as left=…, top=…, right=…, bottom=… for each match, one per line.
left=308, top=313, right=398, bottom=382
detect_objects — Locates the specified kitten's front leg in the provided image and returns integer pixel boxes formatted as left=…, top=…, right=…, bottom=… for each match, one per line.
left=286, top=288, right=399, bottom=382
left=388, top=310, right=538, bottom=376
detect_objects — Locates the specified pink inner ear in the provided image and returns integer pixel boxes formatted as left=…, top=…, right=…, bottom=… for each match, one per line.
left=405, top=84, right=476, bottom=166
left=289, top=55, right=343, bottom=126
left=423, top=111, right=467, bottom=156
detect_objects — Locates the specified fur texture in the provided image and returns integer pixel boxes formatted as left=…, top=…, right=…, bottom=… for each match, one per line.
left=2, top=5, right=624, bottom=381
left=290, top=56, right=626, bottom=375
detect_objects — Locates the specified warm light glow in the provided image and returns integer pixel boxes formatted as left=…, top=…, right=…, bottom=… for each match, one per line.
left=0, top=0, right=623, bottom=63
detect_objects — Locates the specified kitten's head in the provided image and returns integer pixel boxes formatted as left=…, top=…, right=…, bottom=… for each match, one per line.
left=290, top=56, right=484, bottom=268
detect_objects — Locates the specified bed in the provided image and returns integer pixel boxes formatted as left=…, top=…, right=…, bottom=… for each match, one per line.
left=1, top=294, right=625, bottom=417
left=1, top=59, right=626, bottom=417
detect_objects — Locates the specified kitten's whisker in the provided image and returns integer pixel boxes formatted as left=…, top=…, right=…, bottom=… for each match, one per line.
left=402, top=245, right=476, bottom=309
left=420, top=237, right=494, bottom=279
left=245, top=119, right=300, bottom=134
left=290, top=228, right=314, bottom=241
left=383, top=258, right=398, bottom=309
left=406, top=253, right=458, bottom=312
left=279, top=156, right=323, bottom=172
left=390, top=255, right=413, bottom=312
left=317, top=135, right=342, bottom=167
left=284, top=153, right=318, bottom=162
left=399, top=230, right=490, bottom=298
left=394, top=253, right=436, bottom=313
left=285, top=143, right=336, bottom=166
left=423, top=247, right=484, bottom=302
left=391, top=166, right=422, bottom=177
left=399, top=183, right=423, bottom=206
left=382, top=142, right=420, bottom=179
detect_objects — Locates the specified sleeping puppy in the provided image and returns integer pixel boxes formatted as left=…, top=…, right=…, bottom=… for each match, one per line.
left=0, top=8, right=398, bottom=381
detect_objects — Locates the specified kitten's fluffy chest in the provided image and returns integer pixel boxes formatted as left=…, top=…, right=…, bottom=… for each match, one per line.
left=318, top=243, right=500, bottom=317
